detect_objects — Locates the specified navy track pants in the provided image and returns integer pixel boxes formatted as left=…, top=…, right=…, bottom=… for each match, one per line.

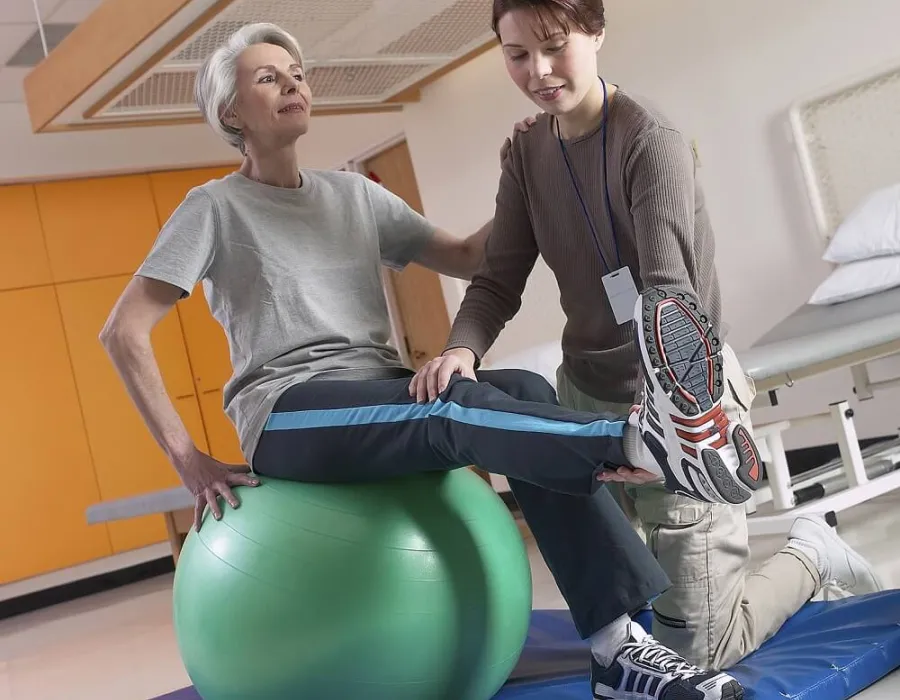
left=252, top=368, right=670, bottom=637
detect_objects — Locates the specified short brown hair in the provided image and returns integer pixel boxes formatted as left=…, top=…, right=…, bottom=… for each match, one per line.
left=491, top=0, right=606, bottom=40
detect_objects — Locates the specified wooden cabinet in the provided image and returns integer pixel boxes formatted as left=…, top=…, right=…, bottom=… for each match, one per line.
left=176, top=286, right=233, bottom=392
left=198, top=390, right=245, bottom=464
left=1, top=164, right=244, bottom=583
left=0, top=287, right=111, bottom=584
left=55, top=276, right=209, bottom=553
left=35, top=175, right=161, bottom=283
left=149, top=166, right=236, bottom=223
left=177, top=288, right=243, bottom=463
left=0, top=185, right=53, bottom=291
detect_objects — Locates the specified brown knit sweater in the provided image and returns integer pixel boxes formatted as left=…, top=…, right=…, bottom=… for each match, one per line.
left=446, top=89, right=722, bottom=403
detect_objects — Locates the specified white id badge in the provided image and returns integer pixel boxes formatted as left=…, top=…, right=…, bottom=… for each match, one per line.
left=602, top=267, right=639, bottom=325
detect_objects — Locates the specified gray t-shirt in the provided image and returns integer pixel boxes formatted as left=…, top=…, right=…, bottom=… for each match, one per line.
left=136, top=169, right=435, bottom=462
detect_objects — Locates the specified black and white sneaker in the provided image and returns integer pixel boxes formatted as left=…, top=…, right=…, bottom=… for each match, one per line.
left=592, top=623, right=744, bottom=699
left=630, top=286, right=764, bottom=505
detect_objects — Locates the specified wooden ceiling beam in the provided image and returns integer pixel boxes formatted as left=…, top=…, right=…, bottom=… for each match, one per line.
left=24, top=0, right=235, bottom=133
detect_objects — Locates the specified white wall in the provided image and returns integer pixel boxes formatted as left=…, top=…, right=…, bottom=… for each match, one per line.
left=402, top=0, right=900, bottom=450
left=402, top=48, right=568, bottom=365
left=0, top=102, right=405, bottom=182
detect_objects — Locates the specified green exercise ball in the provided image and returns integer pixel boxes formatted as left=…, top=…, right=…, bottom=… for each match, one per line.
left=172, top=469, right=533, bottom=700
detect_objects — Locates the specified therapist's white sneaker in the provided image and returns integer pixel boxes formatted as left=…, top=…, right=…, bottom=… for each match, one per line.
left=786, top=515, right=884, bottom=595
left=631, top=286, right=764, bottom=505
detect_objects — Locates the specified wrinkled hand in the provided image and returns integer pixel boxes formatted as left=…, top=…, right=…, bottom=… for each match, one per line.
left=499, top=113, right=541, bottom=163
left=596, top=404, right=662, bottom=486
left=175, top=448, right=259, bottom=530
left=409, top=348, right=477, bottom=403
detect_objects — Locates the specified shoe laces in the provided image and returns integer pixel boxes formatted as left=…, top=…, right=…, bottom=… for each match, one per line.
left=623, top=636, right=702, bottom=680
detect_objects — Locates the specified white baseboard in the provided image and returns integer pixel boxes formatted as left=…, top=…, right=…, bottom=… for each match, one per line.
left=0, top=543, right=172, bottom=603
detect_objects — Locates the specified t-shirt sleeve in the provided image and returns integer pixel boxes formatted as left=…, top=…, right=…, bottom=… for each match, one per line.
left=363, top=176, right=435, bottom=270
left=625, top=127, right=697, bottom=291
left=135, top=187, right=218, bottom=297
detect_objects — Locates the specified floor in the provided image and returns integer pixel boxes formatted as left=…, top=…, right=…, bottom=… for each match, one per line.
left=1, top=491, right=899, bottom=700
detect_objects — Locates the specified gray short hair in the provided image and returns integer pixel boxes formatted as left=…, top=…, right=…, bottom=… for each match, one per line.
left=195, top=22, right=305, bottom=152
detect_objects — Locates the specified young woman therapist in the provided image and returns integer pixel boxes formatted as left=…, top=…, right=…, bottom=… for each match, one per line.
left=412, top=0, right=882, bottom=677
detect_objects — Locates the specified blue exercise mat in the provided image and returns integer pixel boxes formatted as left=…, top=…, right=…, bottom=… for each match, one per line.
left=154, top=591, right=900, bottom=700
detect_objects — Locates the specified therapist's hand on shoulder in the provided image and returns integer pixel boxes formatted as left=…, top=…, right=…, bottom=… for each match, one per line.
left=409, top=348, right=477, bottom=403
left=500, top=113, right=541, bottom=163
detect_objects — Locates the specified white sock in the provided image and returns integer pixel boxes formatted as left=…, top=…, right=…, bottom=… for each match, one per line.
left=623, top=419, right=653, bottom=471
left=590, top=614, right=632, bottom=666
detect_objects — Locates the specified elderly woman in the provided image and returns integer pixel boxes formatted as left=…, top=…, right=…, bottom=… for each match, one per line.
left=101, top=22, right=749, bottom=700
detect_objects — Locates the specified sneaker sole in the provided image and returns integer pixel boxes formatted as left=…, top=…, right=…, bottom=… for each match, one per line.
left=594, top=678, right=744, bottom=700
left=641, top=286, right=762, bottom=503
left=639, top=286, right=723, bottom=416
left=700, top=425, right=764, bottom=503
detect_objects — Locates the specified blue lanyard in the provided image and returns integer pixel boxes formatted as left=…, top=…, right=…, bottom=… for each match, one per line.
left=556, top=77, right=621, bottom=274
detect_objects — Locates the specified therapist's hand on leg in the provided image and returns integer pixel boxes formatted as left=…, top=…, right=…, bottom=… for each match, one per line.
left=410, top=348, right=477, bottom=403
left=598, top=467, right=660, bottom=485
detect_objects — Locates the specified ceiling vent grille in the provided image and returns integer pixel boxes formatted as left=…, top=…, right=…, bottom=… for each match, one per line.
left=378, top=0, right=492, bottom=56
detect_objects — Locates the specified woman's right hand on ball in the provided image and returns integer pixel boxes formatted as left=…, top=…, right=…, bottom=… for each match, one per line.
left=409, top=348, right=477, bottom=403
left=174, top=447, right=259, bottom=531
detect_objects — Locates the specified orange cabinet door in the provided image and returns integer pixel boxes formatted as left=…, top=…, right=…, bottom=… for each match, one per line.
left=56, top=276, right=209, bottom=553
left=0, top=185, right=53, bottom=291
left=177, top=289, right=244, bottom=463
left=177, top=285, right=233, bottom=393
left=149, top=166, right=237, bottom=223
left=35, top=175, right=161, bottom=283
left=198, top=389, right=246, bottom=465
left=0, top=287, right=111, bottom=584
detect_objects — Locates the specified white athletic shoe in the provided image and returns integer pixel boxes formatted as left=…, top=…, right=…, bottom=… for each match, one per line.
left=631, top=286, right=764, bottom=505
left=591, top=622, right=744, bottom=699
left=787, top=515, right=884, bottom=594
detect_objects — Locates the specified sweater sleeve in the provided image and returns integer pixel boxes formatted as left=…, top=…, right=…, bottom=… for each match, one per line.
left=625, top=127, right=698, bottom=292
left=444, top=149, right=539, bottom=360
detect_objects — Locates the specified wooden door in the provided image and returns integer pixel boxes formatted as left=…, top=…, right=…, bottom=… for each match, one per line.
left=56, top=276, right=209, bottom=553
left=0, top=287, right=112, bottom=583
left=363, top=142, right=451, bottom=370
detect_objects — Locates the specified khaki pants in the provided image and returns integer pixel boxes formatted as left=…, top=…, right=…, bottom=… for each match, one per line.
left=556, top=345, right=820, bottom=669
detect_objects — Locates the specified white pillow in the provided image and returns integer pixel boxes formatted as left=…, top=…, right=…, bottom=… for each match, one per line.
left=809, top=254, right=900, bottom=305
left=824, top=183, right=900, bottom=263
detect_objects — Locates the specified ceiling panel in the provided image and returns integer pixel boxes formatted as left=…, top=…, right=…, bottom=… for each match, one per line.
left=6, top=23, right=77, bottom=67
left=0, top=66, right=29, bottom=104
left=47, top=0, right=105, bottom=24
left=0, top=23, right=35, bottom=67
left=0, top=0, right=65, bottom=24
